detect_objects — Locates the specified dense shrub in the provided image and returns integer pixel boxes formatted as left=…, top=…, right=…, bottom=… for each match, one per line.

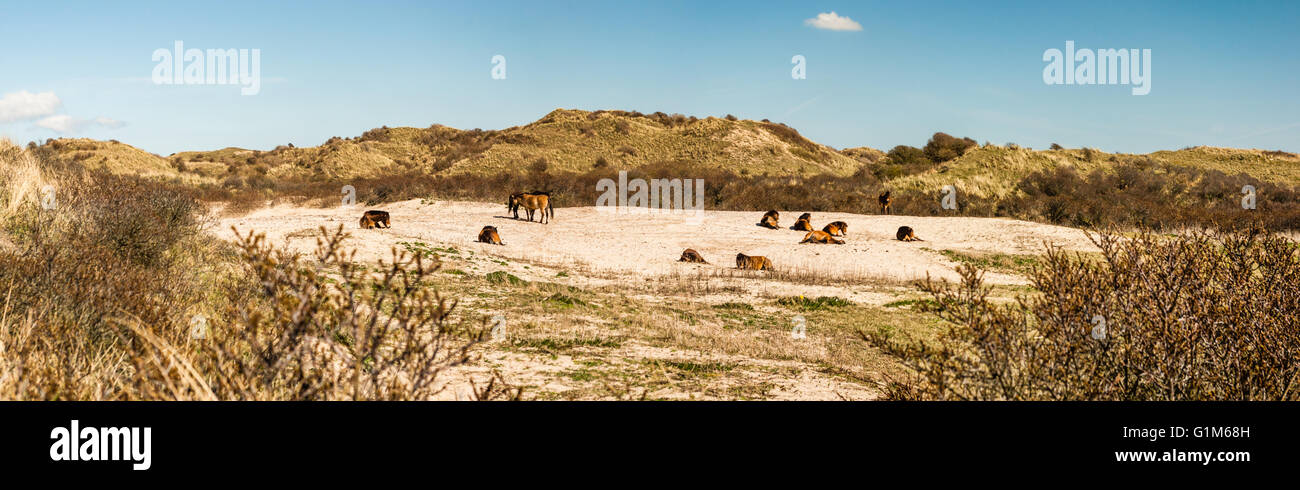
left=0, top=142, right=512, bottom=400
left=866, top=229, right=1300, bottom=400
left=883, top=145, right=929, bottom=167
left=922, top=132, right=976, bottom=163
left=1010, top=160, right=1300, bottom=230
left=200, top=152, right=1300, bottom=233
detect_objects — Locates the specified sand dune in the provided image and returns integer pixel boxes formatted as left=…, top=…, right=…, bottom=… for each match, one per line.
left=217, top=199, right=1099, bottom=286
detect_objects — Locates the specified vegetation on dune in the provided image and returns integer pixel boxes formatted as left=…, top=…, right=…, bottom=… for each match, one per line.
left=27, top=108, right=1300, bottom=231
left=866, top=229, right=1300, bottom=401
left=0, top=139, right=514, bottom=400
left=5, top=123, right=1300, bottom=400
left=139, top=108, right=862, bottom=183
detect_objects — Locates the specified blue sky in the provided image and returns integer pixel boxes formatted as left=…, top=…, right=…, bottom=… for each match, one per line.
left=0, top=0, right=1296, bottom=155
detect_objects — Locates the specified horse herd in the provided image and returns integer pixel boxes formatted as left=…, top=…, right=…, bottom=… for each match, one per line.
left=356, top=191, right=924, bottom=272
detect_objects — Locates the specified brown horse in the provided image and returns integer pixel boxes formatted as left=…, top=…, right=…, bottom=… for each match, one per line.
left=360, top=210, right=390, bottom=229
left=878, top=191, right=892, bottom=215
left=510, top=192, right=554, bottom=224
left=792, top=213, right=814, bottom=231
left=822, top=221, right=848, bottom=237
left=896, top=226, right=923, bottom=242
left=736, top=253, right=774, bottom=271
left=758, top=210, right=780, bottom=229
left=507, top=192, right=523, bottom=219
left=800, top=230, right=845, bottom=244
left=478, top=225, right=503, bottom=245
left=679, top=248, right=707, bottom=263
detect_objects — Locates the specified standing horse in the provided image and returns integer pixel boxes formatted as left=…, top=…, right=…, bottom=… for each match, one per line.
left=510, top=192, right=554, bottom=224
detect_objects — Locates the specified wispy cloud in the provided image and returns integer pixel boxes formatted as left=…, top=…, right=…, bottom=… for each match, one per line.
left=784, top=93, right=825, bottom=117
left=804, top=12, right=863, bottom=32
left=0, top=91, right=62, bottom=123
left=35, top=115, right=125, bottom=134
left=1223, top=121, right=1300, bottom=143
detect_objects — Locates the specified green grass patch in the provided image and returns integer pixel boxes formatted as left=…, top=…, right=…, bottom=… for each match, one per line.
left=776, top=295, right=852, bottom=311
left=512, top=337, right=621, bottom=353
left=934, top=249, right=1039, bottom=275
left=544, top=293, right=589, bottom=308
left=882, top=298, right=941, bottom=310
left=712, top=302, right=755, bottom=310
left=398, top=241, right=460, bottom=259
left=486, top=270, right=527, bottom=286
left=658, top=360, right=736, bottom=376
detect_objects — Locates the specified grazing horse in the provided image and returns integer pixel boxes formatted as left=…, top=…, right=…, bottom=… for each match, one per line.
left=360, top=210, right=390, bottom=229
left=478, top=225, right=504, bottom=245
left=792, top=213, right=814, bottom=231
left=896, top=226, right=923, bottom=242
left=758, top=210, right=780, bottom=229
left=800, top=230, right=845, bottom=244
left=679, top=248, right=707, bottom=263
left=878, top=191, right=893, bottom=215
left=735, top=253, right=774, bottom=271
left=507, top=193, right=523, bottom=219
left=822, top=221, right=848, bottom=237
left=510, top=192, right=554, bottom=224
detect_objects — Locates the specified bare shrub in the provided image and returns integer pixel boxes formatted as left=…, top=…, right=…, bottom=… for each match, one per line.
left=0, top=141, right=503, bottom=400
left=178, top=227, right=486, bottom=400
left=865, top=229, right=1300, bottom=400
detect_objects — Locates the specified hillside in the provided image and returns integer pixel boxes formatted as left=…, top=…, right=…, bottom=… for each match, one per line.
left=30, top=138, right=196, bottom=181
left=27, top=109, right=1300, bottom=211
left=145, top=109, right=867, bottom=181
left=886, top=144, right=1300, bottom=200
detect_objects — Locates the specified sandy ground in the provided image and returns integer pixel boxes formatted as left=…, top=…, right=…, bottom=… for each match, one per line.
left=213, top=200, right=1100, bottom=400
left=217, top=199, right=1099, bottom=286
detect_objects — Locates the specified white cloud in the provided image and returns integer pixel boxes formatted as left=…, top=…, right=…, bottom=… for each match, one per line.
left=804, top=12, right=863, bottom=31
left=35, top=115, right=125, bottom=134
left=92, top=116, right=126, bottom=129
left=0, top=91, right=62, bottom=123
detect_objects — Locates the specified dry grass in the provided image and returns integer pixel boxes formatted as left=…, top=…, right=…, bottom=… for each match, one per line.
left=0, top=140, right=516, bottom=400
left=866, top=229, right=1300, bottom=400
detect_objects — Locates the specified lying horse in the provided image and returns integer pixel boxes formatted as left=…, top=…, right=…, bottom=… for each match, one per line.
left=360, top=210, right=390, bottom=229
left=822, top=221, right=848, bottom=237
left=735, top=253, right=774, bottom=271
left=792, top=213, right=814, bottom=231
left=478, top=225, right=504, bottom=245
left=679, top=248, right=707, bottom=263
left=896, top=226, right=923, bottom=242
left=800, top=230, right=844, bottom=244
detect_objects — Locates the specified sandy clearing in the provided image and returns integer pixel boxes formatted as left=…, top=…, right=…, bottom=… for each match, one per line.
left=211, top=200, right=1100, bottom=400
left=216, top=199, right=1098, bottom=286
